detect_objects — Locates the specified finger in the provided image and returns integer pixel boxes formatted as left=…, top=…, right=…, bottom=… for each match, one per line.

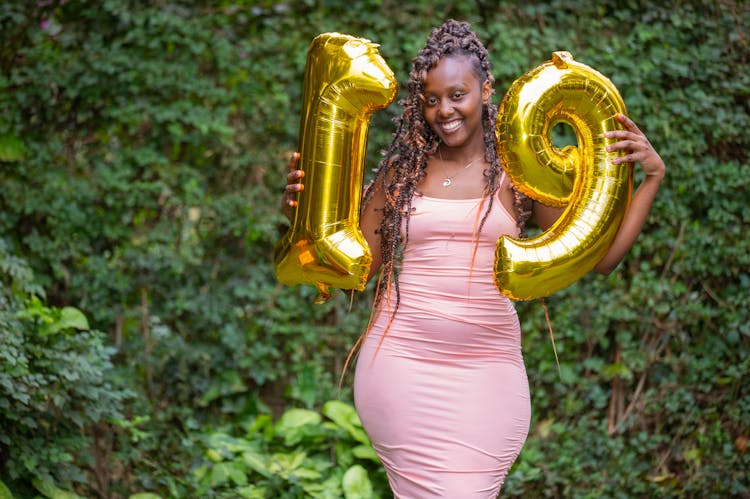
left=287, top=151, right=300, bottom=171
left=603, top=129, right=641, bottom=141
left=606, top=138, right=645, bottom=153
left=613, top=149, right=654, bottom=165
left=612, top=156, right=626, bottom=165
left=288, top=176, right=305, bottom=188
left=286, top=170, right=304, bottom=183
left=612, top=153, right=637, bottom=165
left=615, top=113, right=643, bottom=135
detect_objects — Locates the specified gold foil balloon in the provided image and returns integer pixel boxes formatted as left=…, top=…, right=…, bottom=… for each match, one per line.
left=495, top=51, right=633, bottom=300
left=274, top=33, right=397, bottom=302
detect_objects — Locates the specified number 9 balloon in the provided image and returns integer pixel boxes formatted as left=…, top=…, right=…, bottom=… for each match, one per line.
left=495, top=51, right=634, bottom=300
left=274, top=33, right=397, bottom=303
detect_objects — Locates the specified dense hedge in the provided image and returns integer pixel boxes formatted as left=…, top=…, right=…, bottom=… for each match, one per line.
left=1, top=0, right=748, bottom=497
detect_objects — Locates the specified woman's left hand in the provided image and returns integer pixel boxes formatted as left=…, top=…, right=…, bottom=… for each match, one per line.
left=605, top=114, right=666, bottom=181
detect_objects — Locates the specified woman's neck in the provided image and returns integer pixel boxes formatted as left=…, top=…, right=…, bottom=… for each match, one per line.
left=438, top=144, right=485, bottom=164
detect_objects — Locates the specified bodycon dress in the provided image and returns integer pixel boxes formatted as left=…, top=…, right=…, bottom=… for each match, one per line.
left=353, top=181, right=531, bottom=498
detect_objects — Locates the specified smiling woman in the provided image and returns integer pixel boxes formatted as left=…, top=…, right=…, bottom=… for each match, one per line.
left=420, top=55, right=494, bottom=198
left=352, top=24, right=532, bottom=496
left=282, top=18, right=665, bottom=498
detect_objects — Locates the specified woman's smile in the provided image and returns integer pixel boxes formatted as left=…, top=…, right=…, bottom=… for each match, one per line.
left=439, top=118, right=463, bottom=133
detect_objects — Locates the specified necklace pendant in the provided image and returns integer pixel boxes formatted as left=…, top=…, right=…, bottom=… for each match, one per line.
left=442, top=178, right=452, bottom=188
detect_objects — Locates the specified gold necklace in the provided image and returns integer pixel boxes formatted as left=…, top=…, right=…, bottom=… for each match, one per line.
left=438, top=148, right=482, bottom=188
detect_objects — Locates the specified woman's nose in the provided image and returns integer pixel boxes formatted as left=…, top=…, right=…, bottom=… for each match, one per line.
left=438, top=100, right=453, bottom=117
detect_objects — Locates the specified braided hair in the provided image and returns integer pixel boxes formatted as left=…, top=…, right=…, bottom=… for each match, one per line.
left=362, top=19, right=529, bottom=317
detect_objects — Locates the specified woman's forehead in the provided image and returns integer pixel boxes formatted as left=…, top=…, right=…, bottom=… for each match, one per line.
left=423, top=55, right=482, bottom=89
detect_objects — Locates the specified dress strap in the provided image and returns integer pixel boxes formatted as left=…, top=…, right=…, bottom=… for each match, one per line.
left=498, top=169, right=507, bottom=191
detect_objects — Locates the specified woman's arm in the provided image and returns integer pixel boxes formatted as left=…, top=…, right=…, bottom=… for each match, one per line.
left=532, top=114, right=666, bottom=275
left=594, top=114, right=665, bottom=274
left=360, top=181, right=385, bottom=282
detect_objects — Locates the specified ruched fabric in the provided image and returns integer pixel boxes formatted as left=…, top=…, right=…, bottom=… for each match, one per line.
left=354, top=185, right=530, bottom=498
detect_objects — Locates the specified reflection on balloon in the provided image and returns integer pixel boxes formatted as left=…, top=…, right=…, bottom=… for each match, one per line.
left=495, top=51, right=633, bottom=300
left=274, top=33, right=397, bottom=303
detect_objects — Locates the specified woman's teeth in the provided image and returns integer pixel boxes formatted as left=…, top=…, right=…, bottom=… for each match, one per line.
left=441, top=119, right=462, bottom=132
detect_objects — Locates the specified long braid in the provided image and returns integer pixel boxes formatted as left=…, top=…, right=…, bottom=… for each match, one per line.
left=342, top=20, right=536, bottom=384
left=342, top=20, right=533, bottom=380
left=362, top=19, right=527, bottom=323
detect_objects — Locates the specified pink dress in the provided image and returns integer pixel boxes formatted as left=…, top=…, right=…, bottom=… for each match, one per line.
left=353, top=181, right=530, bottom=498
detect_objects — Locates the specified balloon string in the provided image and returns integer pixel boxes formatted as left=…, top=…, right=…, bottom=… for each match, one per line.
left=539, top=298, right=560, bottom=374
left=467, top=196, right=486, bottom=297
left=338, top=267, right=390, bottom=390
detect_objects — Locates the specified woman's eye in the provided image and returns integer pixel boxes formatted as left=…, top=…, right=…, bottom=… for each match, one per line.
left=453, top=92, right=464, bottom=99
left=426, top=97, right=438, bottom=106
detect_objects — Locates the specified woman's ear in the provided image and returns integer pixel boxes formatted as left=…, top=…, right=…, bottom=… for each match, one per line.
left=482, top=80, right=493, bottom=104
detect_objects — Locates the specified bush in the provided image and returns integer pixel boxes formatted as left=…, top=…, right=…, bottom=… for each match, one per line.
left=0, top=0, right=747, bottom=496
left=0, top=237, right=128, bottom=493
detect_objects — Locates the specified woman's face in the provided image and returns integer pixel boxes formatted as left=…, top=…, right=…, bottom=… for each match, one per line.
left=421, top=54, right=491, bottom=150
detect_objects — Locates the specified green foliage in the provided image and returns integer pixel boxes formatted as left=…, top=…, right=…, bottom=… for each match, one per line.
left=0, top=479, right=13, bottom=499
left=0, top=237, right=129, bottom=491
left=0, top=0, right=748, bottom=496
left=191, top=401, right=388, bottom=497
left=31, top=477, right=85, bottom=499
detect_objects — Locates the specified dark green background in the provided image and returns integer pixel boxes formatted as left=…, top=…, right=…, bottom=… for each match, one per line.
left=1, top=0, right=748, bottom=497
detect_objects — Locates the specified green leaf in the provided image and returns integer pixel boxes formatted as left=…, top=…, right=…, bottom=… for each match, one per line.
left=236, top=484, right=266, bottom=499
left=351, top=445, right=381, bottom=464
left=601, top=362, right=632, bottom=381
left=207, top=433, right=259, bottom=455
left=56, top=307, right=90, bottom=332
left=270, top=450, right=307, bottom=475
left=0, top=479, right=14, bottom=499
left=323, top=400, right=370, bottom=445
left=241, top=451, right=271, bottom=478
left=32, top=478, right=85, bottom=499
left=342, top=465, right=373, bottom=499
left=275, top=408, right=322, bottom=446
left=276, top=408, right=322, bottom=430
left=228, top=464, right=248, bottom=486
left=244, top=414, right=273, bottom=436
left=199, top=370, right=247, bottom=406
left=0, top=134, right=26, bottom=162
left=290, top=467, right=322, bottom=480
left=209, top=464, right=229, bottom=487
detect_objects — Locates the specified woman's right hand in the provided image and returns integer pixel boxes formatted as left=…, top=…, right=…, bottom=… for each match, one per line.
left=281, top=152, right=304, bottom=221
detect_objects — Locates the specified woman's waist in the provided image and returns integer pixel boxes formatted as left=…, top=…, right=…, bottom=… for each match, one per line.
left=366, top=293, right=521, bottom=356
left=392, top=267, right=506, bottom=300
left=360, top=324, right=523, bottom=362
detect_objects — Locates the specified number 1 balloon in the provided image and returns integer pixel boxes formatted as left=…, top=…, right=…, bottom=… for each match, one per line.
left=274, top=33, right=397, bottom=303
left=495, top=52, right=634, bottom=300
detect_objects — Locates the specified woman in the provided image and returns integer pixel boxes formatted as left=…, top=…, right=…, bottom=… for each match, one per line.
left=282, top=19, right=665, bottom=498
